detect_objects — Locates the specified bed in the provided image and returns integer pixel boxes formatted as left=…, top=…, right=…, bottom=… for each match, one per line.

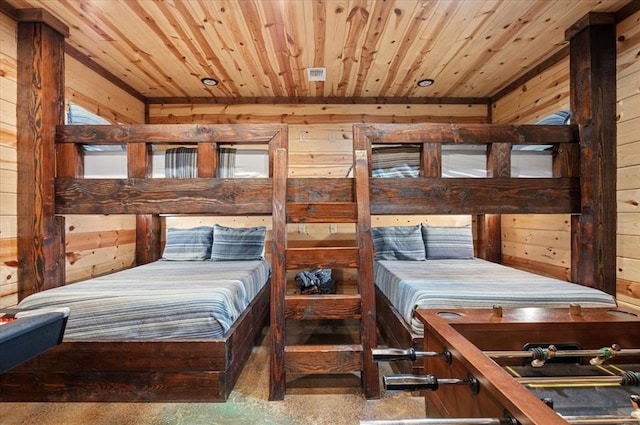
left=369, top=222, right=618, bottom=374
left=16, top=259, right=271, bottom=341
left=375, top=257, right=617, bottom=336
left=0, top=124, right=287, bottom=402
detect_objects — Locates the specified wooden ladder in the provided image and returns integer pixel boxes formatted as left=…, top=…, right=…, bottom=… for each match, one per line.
left=269, top=147, right=379, bottom=400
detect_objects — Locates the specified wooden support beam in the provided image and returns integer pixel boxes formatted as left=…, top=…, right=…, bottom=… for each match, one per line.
left=17, top=18, right=67, bottom=298
left=566, top=13, right=617, bottom=295
left=269, top=148, right=288, bottom=401
left=127, top=142, right=161, bottom=265
left=476, top=214, right=502, bottom=264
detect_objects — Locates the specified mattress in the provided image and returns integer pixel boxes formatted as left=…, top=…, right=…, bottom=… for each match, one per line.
left=374, top=258, right=617, bottom=334
left=17, top=259, right=270, bottom=340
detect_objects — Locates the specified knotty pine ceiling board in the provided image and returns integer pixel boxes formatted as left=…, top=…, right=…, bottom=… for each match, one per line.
left=5, top=0, right=628, bottom=100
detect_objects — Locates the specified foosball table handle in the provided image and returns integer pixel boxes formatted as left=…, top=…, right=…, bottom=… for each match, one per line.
left=372, top=347, right=452, bottom=364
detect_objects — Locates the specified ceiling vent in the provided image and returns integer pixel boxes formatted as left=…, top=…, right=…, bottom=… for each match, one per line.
left=307, top=67, right=326, bottom=82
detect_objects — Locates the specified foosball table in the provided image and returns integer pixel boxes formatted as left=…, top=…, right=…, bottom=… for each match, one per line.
left=368, top=306, right=640, bottom=425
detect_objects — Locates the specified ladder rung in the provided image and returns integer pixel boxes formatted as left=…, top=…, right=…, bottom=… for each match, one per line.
left=285, top=345, right=363, bottom=374
left=287, top=202, right=357, bottom=223
left=286, top=247, right=359, bottom=269
left=285, top=295, right=361, bottom=320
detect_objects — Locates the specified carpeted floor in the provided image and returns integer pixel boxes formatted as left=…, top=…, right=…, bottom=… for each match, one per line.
left=0, top=327, right=425, bottom=425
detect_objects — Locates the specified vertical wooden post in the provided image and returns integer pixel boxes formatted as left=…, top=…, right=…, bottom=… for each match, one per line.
left=566, top=13, right=617, bottom=294
left=420, top=143, right=442, bottom=177
left=477, top=214, right=502, bottom=263
left=353, top=147, right=379, bottom=399
left=269, top=147, right=288, bottom=401
left=127, top=142, right=161, bottom=265
left=16, top=12, right=69, bottom=298
left=476, top=142, right=510, bottom=263
left=197, top=142, right=218, bottom=177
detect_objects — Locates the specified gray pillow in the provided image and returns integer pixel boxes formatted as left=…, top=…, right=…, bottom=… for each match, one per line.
left=162, top=226, right=213, bottom=261
left=422, top=224, right=474, bottom=259
left=211, top=224, right=266, bottom=261
left=372, top=225, right=426, bottom=261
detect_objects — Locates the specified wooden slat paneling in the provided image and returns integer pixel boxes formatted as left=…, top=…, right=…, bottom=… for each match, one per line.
left=5, top=0, right=625, bottom=99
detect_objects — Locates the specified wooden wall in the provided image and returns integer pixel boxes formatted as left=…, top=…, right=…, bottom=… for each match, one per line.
left=63, top=55, right=144, bottom=285
left=616, top=9, right=640, bottom=309
left=0, top=12, right=18, bottom=307
left=0, top=12, right=144, bottom=307
left=150, top=103, right=486, bottom=283
left=492, top=57, right=572, bottom=281
left=493, top=9, right=640, bottom=309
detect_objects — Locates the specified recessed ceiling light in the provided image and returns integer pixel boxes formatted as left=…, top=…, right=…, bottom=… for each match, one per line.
left=201, top=77, right=218, bottom=86
left=417, top=78, right=434, bottom=87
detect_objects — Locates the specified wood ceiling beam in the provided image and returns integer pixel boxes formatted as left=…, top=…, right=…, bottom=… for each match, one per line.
left=146, top=96, right=491, bottom=105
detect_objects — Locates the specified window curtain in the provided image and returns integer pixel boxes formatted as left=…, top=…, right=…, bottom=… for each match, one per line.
left=165, top=147, right=197, bottom=178
left=217, top=147, right=236, bottom=178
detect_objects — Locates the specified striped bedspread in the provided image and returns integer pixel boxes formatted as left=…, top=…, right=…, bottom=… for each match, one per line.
left=374, top=259, right=617, bottom=335
left=18, top=260, right=270, bottom=340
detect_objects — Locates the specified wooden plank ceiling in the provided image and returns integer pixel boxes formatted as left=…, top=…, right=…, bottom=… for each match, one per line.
left=5, top=0, right=629, bottom=101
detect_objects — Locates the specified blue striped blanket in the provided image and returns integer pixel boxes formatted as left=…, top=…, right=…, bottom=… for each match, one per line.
left=18, top=260, right=270, bottom=340
left=374, top=259, right=617, bottom=335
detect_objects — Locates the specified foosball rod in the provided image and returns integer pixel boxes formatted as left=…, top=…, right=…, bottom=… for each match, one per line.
left=373, top=346, right=640, bottom=365
left=360, top=419, right=516, bottom=425
left=516, top=370, right=640, bottom=387
left=360, top=417, right=640, bottom=425
left=384, top=371, right=640, bottom=390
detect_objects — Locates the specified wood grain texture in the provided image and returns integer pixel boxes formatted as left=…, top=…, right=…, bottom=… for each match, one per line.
left=419, top=308, right=640, bottom=424
left=0, top=282, right=270, bottom=402
left=16, top=20, right=66, bottom=298
left=4, top=0, right=626, bottom=99
left=569, top=16, right=617, bottom=295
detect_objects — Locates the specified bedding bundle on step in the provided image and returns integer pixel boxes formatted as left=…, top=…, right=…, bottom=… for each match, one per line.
left=295, top=269, right=335, bottom=294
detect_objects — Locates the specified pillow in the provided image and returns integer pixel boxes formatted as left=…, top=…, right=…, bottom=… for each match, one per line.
left=422, top=224, right=474, bottom=259
left=162, top=226, right=213, bottom=261
left=535, top=110, right=570, bottom=125
left=211, top=224, right=266, bottom=261
left=372, top=225, right=426, bottom=261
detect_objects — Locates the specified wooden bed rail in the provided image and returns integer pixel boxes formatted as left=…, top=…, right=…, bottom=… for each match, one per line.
left=353, top=123, right=580, bottom=215
left=54, top=124, right=287, bottom=215
left=55, top=123, right=580, bottom=217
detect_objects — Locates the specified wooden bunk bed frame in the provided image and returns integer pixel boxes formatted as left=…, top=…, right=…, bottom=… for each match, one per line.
left=367, top=15, right=618, bottom=375
left=3, top=12, right=616, bottom=403
left=0, top=124, right=287, bottom=402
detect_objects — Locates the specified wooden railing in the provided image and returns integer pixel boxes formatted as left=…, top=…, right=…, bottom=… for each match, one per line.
left=54, top=124, right=288, bottom=215
left=355, top=123, right=581, bottom=215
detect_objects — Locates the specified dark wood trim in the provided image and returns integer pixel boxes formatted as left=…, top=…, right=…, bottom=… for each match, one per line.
left=269, top=148, right=287, bottom=401
left=135, top=215, right=161, bottom=265
left=146, top=96, right=491, bottom=105
left=0, top=1, right=18, bottom=19
left=56, top=123, right=286, bottom=144
left=17, top=20, right=66, bottom=299
left=616, top=0, right=640, bottom=23
left=489, top=46, right=569, bottom=105
left=65, top=44, right=146, bottom=103
left=14, top=8, right=69, bottom=37
left=127, top=142, right=161, bottom=265
left=568, top=14, right=617, bottom=295
left=476, top=214, right=502, bottom=263
left=354, top=147, right=379, bottom=399
left=564, top=12, right=617, bottom=41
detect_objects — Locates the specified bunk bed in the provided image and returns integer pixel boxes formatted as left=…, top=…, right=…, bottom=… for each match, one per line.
left=0, top=124, right=287, bottom=402
left=353, top=121, right=620, bottom=375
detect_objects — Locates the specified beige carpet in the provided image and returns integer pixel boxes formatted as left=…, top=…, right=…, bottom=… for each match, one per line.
left=0, top=327, right=425, bottom=425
